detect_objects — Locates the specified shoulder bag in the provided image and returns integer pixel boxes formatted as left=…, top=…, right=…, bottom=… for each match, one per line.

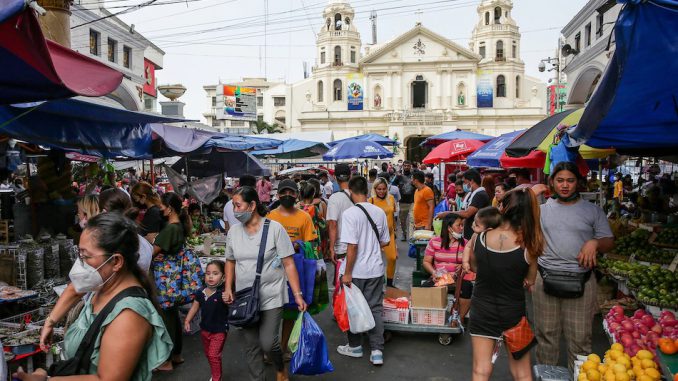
left=229, top=219, right=271, bottom=328
left=48, top=287, right=148, bottom=376
left=355, top=204, right=381, bottom=243
left=538, top=265, right=592, bottom=299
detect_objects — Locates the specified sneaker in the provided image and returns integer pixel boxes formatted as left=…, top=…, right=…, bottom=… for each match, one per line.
left=370, top=350, right=384, bottom=365
left=336, top=344, right=363, bottom=358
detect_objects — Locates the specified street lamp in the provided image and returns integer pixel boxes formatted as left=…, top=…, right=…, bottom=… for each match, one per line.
left=538, top=57, right=563, bottom=113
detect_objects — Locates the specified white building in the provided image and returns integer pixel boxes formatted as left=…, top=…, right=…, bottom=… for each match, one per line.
left=262, top=0, right=547, bottom=162
left=560, top=0, right=620, bottom=108
left=203, top=77, right=281, bottom=134
left=70, top=2, right=164, bottom=112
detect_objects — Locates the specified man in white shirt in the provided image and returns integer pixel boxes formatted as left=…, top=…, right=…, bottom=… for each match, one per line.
left=319, top=172, right=334, bottom=199
left=326, top=164, right=353, bottom=263
left=337, top=176, right=390, bottom=366
left=223, top=175, right=256, bottom=231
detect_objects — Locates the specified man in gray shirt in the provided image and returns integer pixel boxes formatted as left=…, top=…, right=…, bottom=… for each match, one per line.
left=327, top=163, right=353, bottom=263
left=533, top=161, right=614, bottom=369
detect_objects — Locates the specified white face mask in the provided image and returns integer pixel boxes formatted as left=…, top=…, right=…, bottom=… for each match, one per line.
left=451, top=231, right=463, bottom=240
left=78, top=218, right=87, bottom=229
left=69, top=255, right=116, bottom=293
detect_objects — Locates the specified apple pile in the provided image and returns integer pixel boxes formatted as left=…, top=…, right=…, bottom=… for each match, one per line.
left=605, top=305, right=678, bottom=359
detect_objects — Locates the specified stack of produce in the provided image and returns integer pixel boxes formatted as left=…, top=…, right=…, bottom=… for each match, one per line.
left=604, top=306, right=678, bottom=360
left=626, top=265, right=678, bottom=308
left=654, top=228, right=678, bottom=247
left=598, top=258, right=644, bottom=279
left=576, top=344, right=662, bottom=381
left=614, top=230, right=652, bottom=257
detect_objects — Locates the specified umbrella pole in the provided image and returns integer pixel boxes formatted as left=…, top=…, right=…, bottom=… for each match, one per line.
left=150, top=159, right=155, bottom=186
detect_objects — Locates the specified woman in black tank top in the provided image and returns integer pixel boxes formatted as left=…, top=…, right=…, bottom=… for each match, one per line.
left=467, top=188, right=544, bottom=381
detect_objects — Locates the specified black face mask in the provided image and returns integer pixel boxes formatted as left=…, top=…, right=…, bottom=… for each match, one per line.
left=551, top=192, right=580, bottom=202
left=279, top=195, right=296, bottom=208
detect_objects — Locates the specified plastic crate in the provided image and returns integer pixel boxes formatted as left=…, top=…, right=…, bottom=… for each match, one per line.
left=410, top=306, right=447, bottom=326
left=382, top=306, right=409, bottom=324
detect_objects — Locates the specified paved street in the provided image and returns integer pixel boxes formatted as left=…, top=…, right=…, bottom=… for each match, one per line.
left=154, top=239, right=609, bottom=381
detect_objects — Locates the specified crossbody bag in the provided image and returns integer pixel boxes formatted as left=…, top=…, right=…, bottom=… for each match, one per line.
left=48, top=287, right=148, bottom=376
left=229, top=219, right=271, bottom=328
left=538, top=265, right=592, bottom=299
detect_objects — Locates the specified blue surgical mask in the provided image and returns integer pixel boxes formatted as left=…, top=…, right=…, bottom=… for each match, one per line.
left=463, top=184, right=471, bottom=193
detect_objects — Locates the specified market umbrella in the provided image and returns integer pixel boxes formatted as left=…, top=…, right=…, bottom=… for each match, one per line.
left=421, top=130, right=493, bottom=146
left=422, top=139, right=485, bottom=164
left=0, top=0, right=123, bottom=104
left=328, top=133, right=399, bottom=147
left=322, top=140, right=393, bottom=160
left=466, top=130, right=525, bottom=168
left=172, top=150, right=271, bottom=178
left=251, top=139, right=328, bottom=159
left=505, top=108, right=615, bottom=159
left=499, top=150, right=589, bottom=176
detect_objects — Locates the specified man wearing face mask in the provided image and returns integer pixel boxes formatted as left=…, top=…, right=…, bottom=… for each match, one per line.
left=223, top=175, right=257, bottom=231
left=436, top=169, right=490, bottom=240
left=392, top=160, right=415, bottom=241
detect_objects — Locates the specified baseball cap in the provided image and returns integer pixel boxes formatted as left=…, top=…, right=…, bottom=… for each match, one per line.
left=278, top=179, right=298, bottom=193
left=335, top=163, right=351, bottom=181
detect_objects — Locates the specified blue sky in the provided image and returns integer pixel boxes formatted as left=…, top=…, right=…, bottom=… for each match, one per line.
left=117, top=0, right=588, bottom=121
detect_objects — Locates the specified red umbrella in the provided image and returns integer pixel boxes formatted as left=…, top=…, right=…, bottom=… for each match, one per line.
left=422, top=139, right=485, bottom=164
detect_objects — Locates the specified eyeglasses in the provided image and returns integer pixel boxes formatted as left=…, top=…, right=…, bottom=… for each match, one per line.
left=77, top=248, right=110, bottom=266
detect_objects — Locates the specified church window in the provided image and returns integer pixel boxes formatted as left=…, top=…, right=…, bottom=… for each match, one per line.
left=484, top=12, right=489, bottom=25
left=334, top=13, right=342, bottom=30
left=411, top=76, right=427, bottom=109
left=575, top=32, right=581, bottom=52
left=496, top=75, right=506, bottom=98
left=494, top=7, right=501, bottom=24
left=320, top=48, right=326, bottom=64
left=333, top=79, right=342, bottom=101
left=318, top=81, right=324, bottom=102
left=515, top=76, right=520, bottom=98
left=512, top=41, right=517, bottom=58
left=496, top=40, right=504, bottom=60
left=585, top=23, right=591, bottom=47
left=479, top=42, right=486, bottom=58
left=334, top=46, right=342, bottom=65
left=350, top=48, right=356, bottom=63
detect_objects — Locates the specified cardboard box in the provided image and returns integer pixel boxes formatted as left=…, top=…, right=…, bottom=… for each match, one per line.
left=410, top=286, right=447, bottom=309
left=385, top=287, right=410, bottom=299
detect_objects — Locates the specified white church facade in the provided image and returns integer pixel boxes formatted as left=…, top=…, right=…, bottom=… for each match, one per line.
left=262, top=0, right=547, bottom=162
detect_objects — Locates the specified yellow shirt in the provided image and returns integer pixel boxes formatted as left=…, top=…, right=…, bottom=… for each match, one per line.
left=413, top=186, right=434, bottom=228
left=368, top=195, right=396, bottom=234
left=614, top=180, right=623, bottom=199
left=267, top=208, right=317, bottom=242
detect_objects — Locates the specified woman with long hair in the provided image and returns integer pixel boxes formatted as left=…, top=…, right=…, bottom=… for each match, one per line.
left=131, top=182, right=164, bottom=241
left=468, top=188, right=544, bottom=381
left=152, top=192, right=192, bottom=371
left=223, top=186, right=306, bottom=381
left=368, top=177, right=398, bottom=287
left=481, top=175, right=495, bottom=202
left=21, top=213, right=172, bottom=380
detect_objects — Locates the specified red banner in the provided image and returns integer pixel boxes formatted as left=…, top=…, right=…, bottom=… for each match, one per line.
left=143, top=59, right=156, bottom=97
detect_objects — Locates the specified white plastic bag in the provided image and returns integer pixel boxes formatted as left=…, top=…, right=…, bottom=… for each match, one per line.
left=343, top=284, right=375, bottom=333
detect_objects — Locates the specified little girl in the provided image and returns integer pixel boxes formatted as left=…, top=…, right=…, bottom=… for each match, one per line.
left=184, top=260, right=228, bottom=381
left=462, top=206, right=502, bottom=273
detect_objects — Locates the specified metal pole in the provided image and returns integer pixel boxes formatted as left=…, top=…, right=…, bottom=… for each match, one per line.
left=150, top=159, right=155, bottom=186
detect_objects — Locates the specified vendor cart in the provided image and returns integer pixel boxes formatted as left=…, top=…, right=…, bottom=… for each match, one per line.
left=383, top=320, right=462, bottom=346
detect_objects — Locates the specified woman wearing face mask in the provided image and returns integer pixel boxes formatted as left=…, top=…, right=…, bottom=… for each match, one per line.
left=131, top=182, right=165, bottom=242
left=368, top=177, right=398, bottom=287
left=152, top=192, right=192, bottom=371
left=39, top=190, right=154, bottom=353
left=423, top=214, right=473, bottom=322
left=15, top=213, right=172, bottom=381
left=223, top=186, right=306, bottom=381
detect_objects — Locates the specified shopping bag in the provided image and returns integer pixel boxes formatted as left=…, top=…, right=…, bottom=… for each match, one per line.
left=152, top=255, right=183, bottom=309
left=332, top=285, right=350, bottom=332
left=179, top=248, right=205, bottom=304
left=308, top=260, right=329, bottom=315
left=433, top=199, right=449, bottom=216
left=408, top=244, right=417, bottom=259
left=288, top=312, right=304, bottom=353
left=343, top=284, right=375, bottom=334
left=290, top=312, right=334, bottom=375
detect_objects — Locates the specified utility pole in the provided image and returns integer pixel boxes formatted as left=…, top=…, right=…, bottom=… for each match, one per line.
left=370, top=10, right=377, bottom=45
left=264, top=0, right=268, bottom=79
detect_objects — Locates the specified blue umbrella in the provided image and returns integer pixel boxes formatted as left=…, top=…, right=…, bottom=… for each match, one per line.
left=251, top=139, right=328, bottom=159
left=421, top=130, right=494, bottom=146
left=466, top=130, right=525, bottom=168
left=322, top=141, right=393, bottom=160
left=328, top=133, right=399, bottom=146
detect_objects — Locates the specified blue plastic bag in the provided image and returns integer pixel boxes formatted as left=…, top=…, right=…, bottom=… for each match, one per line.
left=290, top=312, right=334, bottom=375
left=408, top=244, right=417, bottom=259
left=433, top=198, right=449, bottom=216
left=285, top=251, right=315, bottom=308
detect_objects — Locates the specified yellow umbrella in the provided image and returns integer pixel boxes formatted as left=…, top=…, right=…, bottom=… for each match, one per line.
left=535, top=108, right=616, bottom=159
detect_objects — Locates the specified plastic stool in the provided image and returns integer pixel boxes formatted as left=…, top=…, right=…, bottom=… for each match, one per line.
left=533, top=364, right=571, bottom=381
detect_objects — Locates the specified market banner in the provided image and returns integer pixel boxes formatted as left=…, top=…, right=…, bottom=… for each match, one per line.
left=216, top=85, right=257, bottom=121
left=476, top=70, right=493, bottom=108
left=347, top=73, right=364, bottom=111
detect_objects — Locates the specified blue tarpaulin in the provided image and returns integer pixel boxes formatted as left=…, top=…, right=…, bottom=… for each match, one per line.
left=466, top=130, right=525, bottom=168
left=328, top=133, right=399, bottom=147
left=251, top=139, right=328, bottom=159
left=0, top=98, right=184, bottom=158
left=322, top=140, right=393, bottom=160
left=421, top=130, right=494, bottom=146
left=569, top=0, right=678, bottom=156
left=203, top=134, right=282, bottom=152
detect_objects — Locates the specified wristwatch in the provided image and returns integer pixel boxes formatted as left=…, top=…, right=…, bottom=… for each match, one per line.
left=294, top=291, right=303, bottom=296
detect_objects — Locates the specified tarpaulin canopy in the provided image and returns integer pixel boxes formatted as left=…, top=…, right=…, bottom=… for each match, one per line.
left=422, top=139, right=485, bottom=164
left=0, top=0, right=123, bottom=104
left=328, top=133, right=399, bottom=147
left=466, top=130, right=525, bottom=168
left=322, top=140, right=393, bottom=160
left=251, top=139, right=328, bottom=159
left=569, top=0, right=678, bottom=156
left=421, top=130, right=493, bottom=146
left=172, top=150, right=271, bottom=178
left=0, top=97, right=185, bottom=158
left=150, top=124, right=280, bottom=157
